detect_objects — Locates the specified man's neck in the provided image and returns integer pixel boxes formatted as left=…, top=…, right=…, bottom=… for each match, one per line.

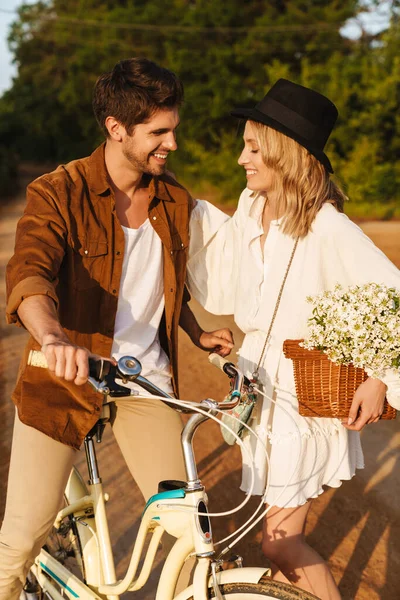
left=104, top=140, right=146, bottom=197
left=104, top=141, right=151, bottom=229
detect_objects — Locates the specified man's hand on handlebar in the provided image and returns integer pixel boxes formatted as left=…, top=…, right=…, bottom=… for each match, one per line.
left=199, top=329, right=234, bottom=358
left=41, top=335, right=114, bottom=386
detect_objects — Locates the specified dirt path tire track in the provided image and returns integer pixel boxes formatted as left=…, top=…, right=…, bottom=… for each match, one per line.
left=1, top=189, right=399, bottom=599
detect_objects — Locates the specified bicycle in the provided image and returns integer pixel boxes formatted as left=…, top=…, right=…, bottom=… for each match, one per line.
left=22, top=350, right=318, bottom=600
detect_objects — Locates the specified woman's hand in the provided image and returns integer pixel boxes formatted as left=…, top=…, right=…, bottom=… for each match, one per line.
left=342, top=377, right=387, bottom=431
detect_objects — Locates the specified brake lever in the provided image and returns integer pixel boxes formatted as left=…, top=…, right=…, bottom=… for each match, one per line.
left=87, top=363, right=131, bottom=397
left=106, top=363, right=134, bottom=397
left=87, top=377, right=110, bottom=395
left=223, top=362, right=251, bottom=388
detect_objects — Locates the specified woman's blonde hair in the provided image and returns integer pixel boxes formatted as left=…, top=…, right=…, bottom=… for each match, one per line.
left=251, top=121, right=346, bottom=238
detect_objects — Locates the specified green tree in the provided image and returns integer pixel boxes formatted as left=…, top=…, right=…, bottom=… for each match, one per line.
left=2, top=0, right=398, bottom=212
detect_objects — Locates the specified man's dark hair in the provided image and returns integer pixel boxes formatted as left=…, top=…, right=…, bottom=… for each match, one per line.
left=92, top=57, right=184, bottom=136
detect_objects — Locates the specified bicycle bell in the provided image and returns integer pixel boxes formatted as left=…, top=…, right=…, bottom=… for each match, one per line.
left=117, top=356, right=142, bottom=382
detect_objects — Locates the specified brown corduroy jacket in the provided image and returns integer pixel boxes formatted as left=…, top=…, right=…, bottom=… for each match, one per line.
left=6, top=144, right=194, bottom=449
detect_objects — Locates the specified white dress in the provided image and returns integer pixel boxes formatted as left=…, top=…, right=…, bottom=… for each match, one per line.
left=188, top=190, right=400, bottom=508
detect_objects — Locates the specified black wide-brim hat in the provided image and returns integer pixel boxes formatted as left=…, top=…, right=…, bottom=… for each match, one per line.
left=231, top=79, right=338, bottom=173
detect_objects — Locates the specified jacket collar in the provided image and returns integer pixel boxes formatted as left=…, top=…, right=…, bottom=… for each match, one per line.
left=88, top=142, right=189, bottom=205
left=88, top=143, right=111, bottom=196
left=148, top=175, right=190, bottom=205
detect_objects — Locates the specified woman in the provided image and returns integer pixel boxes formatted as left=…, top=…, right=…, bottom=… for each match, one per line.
left=188, top=79, right=400, bottom=599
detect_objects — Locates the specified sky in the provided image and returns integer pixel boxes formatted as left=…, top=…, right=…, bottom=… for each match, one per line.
left=0, top=1, right=392, bottom=95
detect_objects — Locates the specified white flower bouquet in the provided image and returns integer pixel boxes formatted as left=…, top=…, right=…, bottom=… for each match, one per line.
left=302, top=282, right=400, bottom=379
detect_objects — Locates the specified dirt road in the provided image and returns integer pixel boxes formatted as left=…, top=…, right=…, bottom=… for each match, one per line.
left=1, top=180, right=399, bottom=599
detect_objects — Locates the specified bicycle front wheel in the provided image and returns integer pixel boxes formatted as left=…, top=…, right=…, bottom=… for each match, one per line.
left=188, top=575, right=319, bottom=599
left=43, top=503, right=86, bottom=581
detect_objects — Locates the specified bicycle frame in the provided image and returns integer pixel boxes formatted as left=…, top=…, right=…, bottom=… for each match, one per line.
left=32, top=469, right=269, bottom=600
left=31, top=470, right=203, bottom=599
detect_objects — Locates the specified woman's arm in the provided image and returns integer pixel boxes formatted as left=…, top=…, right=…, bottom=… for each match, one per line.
left=321, top=209, right=400, bottom=414
left=187, top=189, right=252, bottom=314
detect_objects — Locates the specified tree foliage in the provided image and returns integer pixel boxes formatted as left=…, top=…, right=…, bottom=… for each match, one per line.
left=1, top=0, right=399, bottom=216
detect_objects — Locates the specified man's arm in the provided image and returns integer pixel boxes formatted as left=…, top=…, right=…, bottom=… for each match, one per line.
left=6, top=178, right=67, bottom=327
left=17, top=295, right=90, bottom=385
left=179, top=302, right=234, bottom=358
left=7, top=177, right=92, bottom=385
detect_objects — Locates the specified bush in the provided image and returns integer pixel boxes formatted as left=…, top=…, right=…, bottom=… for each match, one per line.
left=0, top=145, right=19, bottom=199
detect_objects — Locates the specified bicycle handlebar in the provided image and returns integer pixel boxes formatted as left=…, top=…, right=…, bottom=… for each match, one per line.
left=208, top=353, right=252, bottom=388
left=27, top=350, right=248, bottom=412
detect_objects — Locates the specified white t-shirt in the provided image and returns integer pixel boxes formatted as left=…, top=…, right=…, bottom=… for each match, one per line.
left=111, top=220, right=173, bottom=395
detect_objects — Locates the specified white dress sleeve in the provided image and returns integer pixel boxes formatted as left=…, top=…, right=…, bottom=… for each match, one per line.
left=188, top=200, right=230, bottom=259
left=187, top=191, right=249, bottom=315
left=320, top=209, right=400, bottom=408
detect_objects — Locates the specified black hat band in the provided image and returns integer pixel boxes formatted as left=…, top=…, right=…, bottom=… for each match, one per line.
left=256, top=96, right=319, bottom=143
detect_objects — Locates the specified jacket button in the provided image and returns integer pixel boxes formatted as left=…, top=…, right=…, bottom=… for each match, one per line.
left=116, top=251, right=121, bottom=256
left=84, top=250, right=88, bottom=255
left=95, top=405, right=100, bottom=412
left=152, top=216, right=157, bottom=220
left=112, top=289, right=117, bottom=294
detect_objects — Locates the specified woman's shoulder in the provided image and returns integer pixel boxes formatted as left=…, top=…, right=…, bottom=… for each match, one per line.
left=312, top=203, right=362, bottom=238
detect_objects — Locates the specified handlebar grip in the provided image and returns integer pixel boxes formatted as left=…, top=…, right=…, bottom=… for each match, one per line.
left=27, top=350, right=110, bottom=381
left=208, top=353, right=238, bottom=378
left=28, top=350, right=48, bottom=368
left=208, top=352, right=252, bottom=387
left=208, top=352, right=230, bottom=371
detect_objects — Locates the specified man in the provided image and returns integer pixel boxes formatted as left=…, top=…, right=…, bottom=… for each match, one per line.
left=0, top=57, right=233, bottom=600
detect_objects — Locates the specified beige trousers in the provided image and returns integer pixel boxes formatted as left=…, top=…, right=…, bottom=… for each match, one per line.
left=0, top=397, right=186, bottom=600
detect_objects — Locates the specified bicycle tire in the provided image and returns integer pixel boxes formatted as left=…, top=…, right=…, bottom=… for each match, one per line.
left=29, top=496, right=86, bottom=599
left=187, top=575, right=319, bottom=599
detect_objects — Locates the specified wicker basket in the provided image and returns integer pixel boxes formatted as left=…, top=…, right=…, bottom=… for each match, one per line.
left=283, top=339, right=396, bottom=420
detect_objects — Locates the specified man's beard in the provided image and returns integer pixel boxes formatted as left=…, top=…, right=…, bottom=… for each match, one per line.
left=122, top=144, right=165, bottom=176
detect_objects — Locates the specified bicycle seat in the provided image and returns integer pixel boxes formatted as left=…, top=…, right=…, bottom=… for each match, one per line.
left=158, top=479, right=186, bottom=493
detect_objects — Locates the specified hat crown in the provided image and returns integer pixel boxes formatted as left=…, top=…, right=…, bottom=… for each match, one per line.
left=259, top=79, right=338, bottom=147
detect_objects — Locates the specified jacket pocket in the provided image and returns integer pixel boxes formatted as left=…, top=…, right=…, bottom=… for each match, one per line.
left=72, top=237, right=108, bottom=290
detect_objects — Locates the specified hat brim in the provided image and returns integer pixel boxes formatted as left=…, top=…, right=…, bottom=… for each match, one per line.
left=231, top=107, right=334, bottom=174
